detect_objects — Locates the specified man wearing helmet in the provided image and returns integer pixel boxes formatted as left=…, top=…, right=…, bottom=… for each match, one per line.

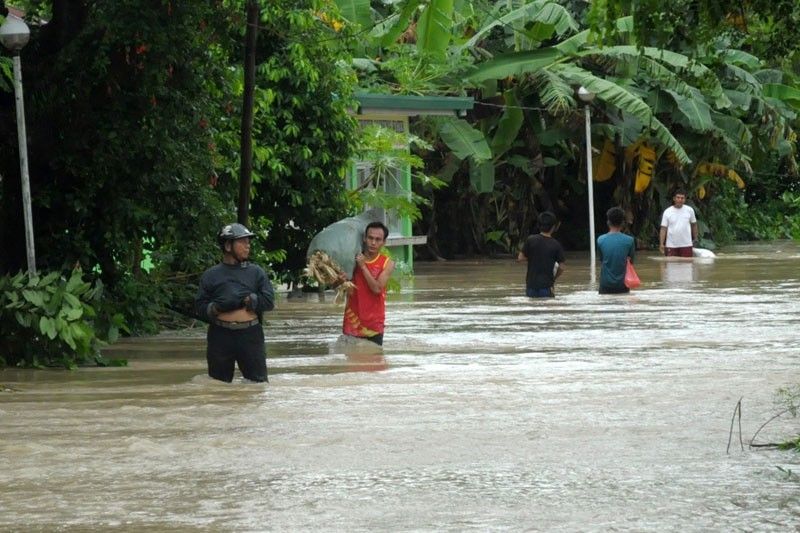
left=195, top=223, right=275, bottom=382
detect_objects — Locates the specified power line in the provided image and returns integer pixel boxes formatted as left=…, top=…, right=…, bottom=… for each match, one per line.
left=474, top=100, right=553, bottom=112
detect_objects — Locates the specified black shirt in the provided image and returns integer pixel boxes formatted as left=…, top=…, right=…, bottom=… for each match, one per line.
left=195, top=262, right=274, bottom=322
left=522, top=234, right=565, bottom=290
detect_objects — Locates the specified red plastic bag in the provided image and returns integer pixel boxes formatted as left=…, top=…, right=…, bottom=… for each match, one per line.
left=624, top=258, right=641, bottom=289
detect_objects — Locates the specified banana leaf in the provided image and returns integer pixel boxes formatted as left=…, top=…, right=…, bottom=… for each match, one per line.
left=753, top=69, right=785, bottom=84
left=490, top=90, right=524, bottom=158
left=554, top=64, right=690, bottom=164
left=724, top=89, right=752, bottom=112
left=371, top=0, right=422, bottom=48
left=710, top=112, right=752, bottom=147
left=664, top=89, right=713, bottom=132
left=726, top=64, right=762, bottom=93
left=334, top=0, right=372, bottom=29
left=469, top=159, right=495, bottom=194
left=581, top=46, right=729, bottom=108
left=416, top=0, right=454, bottom=58
left=762, top=84, right=800, bottom=109
left=468, top=47, right=563, bottom=83
left=718, top=49, right=761, bottom=70
left=461, top=0, right=577, bottom=51
left=438, top=118, right=492, bottom=161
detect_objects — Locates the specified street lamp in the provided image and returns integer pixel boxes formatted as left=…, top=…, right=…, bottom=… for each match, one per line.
left=1, top=14, right=36, bottom=275
left=577, top=86, right=596, bottom=285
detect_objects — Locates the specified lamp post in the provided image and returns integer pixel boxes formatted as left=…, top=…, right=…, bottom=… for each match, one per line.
left=1, top=15, right=35, bottom=275
left=577, top=86, right=596, bottom=284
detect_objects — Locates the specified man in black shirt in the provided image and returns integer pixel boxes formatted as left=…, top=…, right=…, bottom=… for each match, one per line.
left=517, top=211, right=566, bottom=298
left=195, top=223, right=274, bottom=382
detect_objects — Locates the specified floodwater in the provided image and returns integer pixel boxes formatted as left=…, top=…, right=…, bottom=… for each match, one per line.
left=2, top=242, right=800, bottom=531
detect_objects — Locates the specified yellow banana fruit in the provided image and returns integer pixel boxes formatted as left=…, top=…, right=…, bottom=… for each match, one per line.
left=634, top=144, right=656, bottom=193
left=695, top=162, right=745, bottom=189
left=593, top=139, right=616, bottom=182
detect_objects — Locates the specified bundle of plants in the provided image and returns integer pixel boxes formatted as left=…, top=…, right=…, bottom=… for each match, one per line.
left=304, top=250, right=355, bottom=304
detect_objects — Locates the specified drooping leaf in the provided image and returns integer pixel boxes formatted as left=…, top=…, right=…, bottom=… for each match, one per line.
left=554, top=64, right=690, bottom=164
left=531, top=69, right=575, bottom=114
left=490, top=90, right=524, bottom=158
left=334, top=0, right=372, bottom=29
left=438, top=118, right=492, bottom=161
left=461, top=0, right=577, bottom=51
left=372, top=0, right=422, bottom=47
left=664, top=89, right=713, bottom=132
left=416, top=0, right=454, bottom=58
left=718, top=49, right=762, bottom=70
left=762, top=84, right=800, bottom=109
left=469, top=158, right=495, bottom=193
left=725, top=63, right=762, bottom=93
left=580, top=45, right=730, bottom=108
left=710, top=112, right=752, bottom=148
left=468, top=47, right=563, bottom=83
left=753, top=69, right=785, bottom=85
left=724, top=89, right=752, bottom=112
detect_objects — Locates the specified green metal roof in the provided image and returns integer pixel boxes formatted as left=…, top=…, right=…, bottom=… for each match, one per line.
left=355, top=92, right=473, bottom=116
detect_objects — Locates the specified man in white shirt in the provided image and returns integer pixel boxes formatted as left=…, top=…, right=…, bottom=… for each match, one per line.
left=659, top=189, right=697, bottom=257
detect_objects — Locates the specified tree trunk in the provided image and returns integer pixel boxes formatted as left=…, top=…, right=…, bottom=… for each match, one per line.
left=238, top=0, right=259, bottom=226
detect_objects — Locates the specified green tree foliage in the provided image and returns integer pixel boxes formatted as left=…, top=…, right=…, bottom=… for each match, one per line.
left=0, top=269, right=126, bottom=368
left=0, top=1, right=232, bottom=284
left=347, top=1, right=799, bottom=254
left=588, top=0, right=800, bottom=67
left=233, top=1, right=360, bottom=285
left=0, top=1, right=362, bottom=347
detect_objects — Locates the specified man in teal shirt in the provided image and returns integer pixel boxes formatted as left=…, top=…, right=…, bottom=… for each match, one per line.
left=596, top=207, right=635, bottom=294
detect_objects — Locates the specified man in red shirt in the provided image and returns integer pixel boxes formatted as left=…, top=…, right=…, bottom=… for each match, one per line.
left=338, top=221, right=395, bottom=346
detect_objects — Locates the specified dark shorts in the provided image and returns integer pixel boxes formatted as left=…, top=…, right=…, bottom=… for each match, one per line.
left=347, top=333, right=384, bottom=346
left=526, top=287, right=554, bottom=298
left=206, top=323, right=267, bottom=382
left=599, top=285, right=630, bottom=295
left=666, top=246, right=693, bottom=257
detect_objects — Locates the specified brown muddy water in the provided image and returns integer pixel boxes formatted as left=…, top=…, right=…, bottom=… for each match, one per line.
left=2, top=242, right=800, bottom=531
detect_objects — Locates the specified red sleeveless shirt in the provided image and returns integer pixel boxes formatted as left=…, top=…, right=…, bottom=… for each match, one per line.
left=343, top=254, right=389, bottom=338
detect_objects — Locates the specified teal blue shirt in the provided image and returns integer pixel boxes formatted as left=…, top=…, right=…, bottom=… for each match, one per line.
left=596, top=232, right=635, bottom=291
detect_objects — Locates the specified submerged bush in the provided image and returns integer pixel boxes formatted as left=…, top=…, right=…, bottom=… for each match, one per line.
left=0, top=269, right=127, bottom=369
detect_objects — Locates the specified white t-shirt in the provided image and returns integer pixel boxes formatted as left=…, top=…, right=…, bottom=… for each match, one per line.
left=661, top=205, right=697, bottom=247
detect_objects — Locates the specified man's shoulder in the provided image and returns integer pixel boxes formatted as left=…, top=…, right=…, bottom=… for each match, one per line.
left=201, top=262, right=224, bottom=276
left=244, top=262, right=268, bottom=277
left=375, top=254, right=393, bottom=269
left=599, top=232, right=632, bottom=245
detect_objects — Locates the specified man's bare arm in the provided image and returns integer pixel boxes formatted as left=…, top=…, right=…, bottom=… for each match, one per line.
left=361, top=259, right=396, bottom=294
